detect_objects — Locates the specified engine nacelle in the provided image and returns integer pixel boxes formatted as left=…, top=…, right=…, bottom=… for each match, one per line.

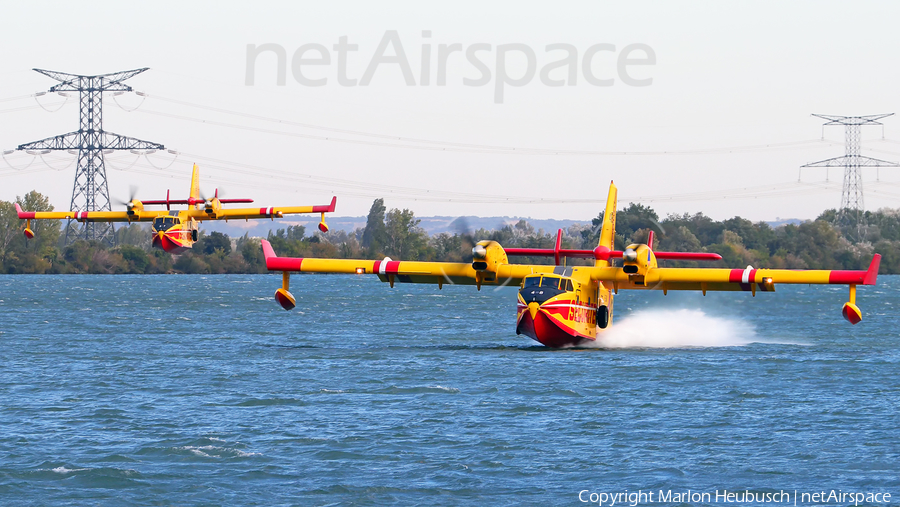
left=622, top=243, right=658, bottom=285
left=126, top=200, right=146, bottom=219
left=203, top=199, right=222, bottom=218
left=472, top=240, right=509, bottom=281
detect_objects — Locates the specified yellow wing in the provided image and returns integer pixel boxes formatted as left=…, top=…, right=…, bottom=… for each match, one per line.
left=582, top=256, right=880, bottom=324
left=583, top=261, right=880, bottom=292
left=262, top=239, right=548, bottom=288
left=261, top=237, right=880, bottom=323
left=197, top=197, right=337, bottom=221
left=261, top=239, right=880, bottom=291
left=16, top=203, right=166, bottom=223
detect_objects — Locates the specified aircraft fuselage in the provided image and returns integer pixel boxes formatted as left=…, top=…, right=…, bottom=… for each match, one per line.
left=150, top=211, right=198, bottom=253
left=515, top=272, right=612, bottom=347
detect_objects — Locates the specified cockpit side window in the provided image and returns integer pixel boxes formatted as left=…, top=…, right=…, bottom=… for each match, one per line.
left=565, top=279, right=574, bottom=292
left=523, top=276, right=541, bottom=287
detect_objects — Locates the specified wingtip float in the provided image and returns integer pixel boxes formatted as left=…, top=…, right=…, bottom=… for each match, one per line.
left=261, top=182, right=881, bottom=348
left=15, top=203, right=36, bottom=238
left=16, top=164, right=337, bottom=254
left=839, top=254, right=881, bottom=325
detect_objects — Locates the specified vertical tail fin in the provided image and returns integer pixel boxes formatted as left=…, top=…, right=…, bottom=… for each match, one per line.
left=596, top=181, right=617, bottom=267
left=189, top=163, right=201, bottom=208
left=597, top=181, right=618, bottom=322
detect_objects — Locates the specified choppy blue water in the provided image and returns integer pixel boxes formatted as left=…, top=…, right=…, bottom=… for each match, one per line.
left=1, top=274, right=898, bottom=506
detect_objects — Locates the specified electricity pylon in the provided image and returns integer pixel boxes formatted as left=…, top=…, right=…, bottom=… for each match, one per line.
left=802, top=113, right=897, bottom=241
left=17, top=68, right=164, bottom=245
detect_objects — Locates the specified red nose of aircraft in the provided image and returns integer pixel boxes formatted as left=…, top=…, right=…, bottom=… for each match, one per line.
left=516, top=285, right=593, bottom=348
left=151, top=230, right=186, bottom=253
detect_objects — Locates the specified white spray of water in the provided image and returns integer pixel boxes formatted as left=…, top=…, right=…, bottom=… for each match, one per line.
left=590, top=308, right=759, bottom=349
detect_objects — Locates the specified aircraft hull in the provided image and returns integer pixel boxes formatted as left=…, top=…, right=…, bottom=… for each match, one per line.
left=516, top=301, right=596, bottom=348
left=151, top=230, right=192, bottom=254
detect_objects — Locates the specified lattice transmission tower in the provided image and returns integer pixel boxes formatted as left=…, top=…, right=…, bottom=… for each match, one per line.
left=802, top=113, right=897, bottom=240
left=17, top=68, right=164, bottom=245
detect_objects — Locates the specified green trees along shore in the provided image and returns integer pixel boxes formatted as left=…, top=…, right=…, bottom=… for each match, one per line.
left=1, top=193, right=897, bottom=274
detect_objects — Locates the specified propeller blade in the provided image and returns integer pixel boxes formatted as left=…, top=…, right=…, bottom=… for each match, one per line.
left=450, top=216, right=476, bottom=247
left=112, top=185, right=140, bottom=207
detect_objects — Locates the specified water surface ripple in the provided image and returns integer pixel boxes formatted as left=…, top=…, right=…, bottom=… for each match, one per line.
left=1, top=274, right=898, bottom=505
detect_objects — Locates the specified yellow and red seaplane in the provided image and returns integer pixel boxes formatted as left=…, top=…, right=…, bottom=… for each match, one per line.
left=16, top=164, right=337, bottom=254
left=260, top=182, right=880, bottom=348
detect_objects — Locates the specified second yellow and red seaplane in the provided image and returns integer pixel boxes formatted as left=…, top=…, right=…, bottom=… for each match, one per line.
left=16, top=164, right=337, bottom=254
left=260, top=182, right=880, bottom=348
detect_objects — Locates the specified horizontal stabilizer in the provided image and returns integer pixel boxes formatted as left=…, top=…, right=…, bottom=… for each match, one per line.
left=505, top=247, right=722, bottom=262
left=504, top=228, right=720, bottom=263
left=139, top=197, right=254, bottom=206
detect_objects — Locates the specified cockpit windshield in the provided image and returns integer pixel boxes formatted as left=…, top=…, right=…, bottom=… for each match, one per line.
left=523, top=275, right=575, bottom=291
left=540, top=277, right=561, bottom=289
left=153, top=216, right=179, bottom=232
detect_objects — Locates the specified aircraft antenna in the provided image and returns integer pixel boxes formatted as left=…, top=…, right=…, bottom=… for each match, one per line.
left=17, top=68, right=165, bottom=246
left=802, top=113, right=898, bottom=241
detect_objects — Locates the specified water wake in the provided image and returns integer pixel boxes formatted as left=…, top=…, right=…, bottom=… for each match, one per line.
left=591, top=308, right=757, bottom=349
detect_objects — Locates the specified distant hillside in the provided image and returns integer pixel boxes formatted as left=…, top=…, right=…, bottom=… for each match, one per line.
left=202, top=215, right=591, bottom=238
left=202, top=214, right=808, bottom=239
left=766, top=218, right=805, bottom=228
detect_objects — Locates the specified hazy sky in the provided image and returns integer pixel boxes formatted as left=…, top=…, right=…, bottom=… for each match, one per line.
left=1, top=1, right=899, bottom=223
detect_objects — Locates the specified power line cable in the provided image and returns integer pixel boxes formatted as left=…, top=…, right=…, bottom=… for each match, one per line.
left=136, top=151, right=843, bottom=205
left=135, top=91, right=830, bottom=156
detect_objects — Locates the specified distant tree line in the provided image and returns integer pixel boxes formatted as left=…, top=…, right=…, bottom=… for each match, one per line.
left=1, top=192, right=897, bottom=274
